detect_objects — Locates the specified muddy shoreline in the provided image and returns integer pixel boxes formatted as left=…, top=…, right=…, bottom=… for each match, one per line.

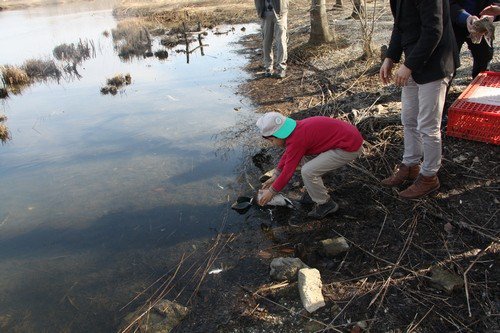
left=164, top=3, right=499, bottom=333
left=1, top=1, right=498, bottom=332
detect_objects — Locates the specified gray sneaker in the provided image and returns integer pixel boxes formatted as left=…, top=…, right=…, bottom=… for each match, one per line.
left=276, top=70, right=286, bottom=79
left=307, top=199, right=339, bottom=219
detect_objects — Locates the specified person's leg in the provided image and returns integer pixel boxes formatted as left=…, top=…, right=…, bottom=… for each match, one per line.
left=301, top=147, right=362, bottom=204
left=417, top=76, right=450, bottom=176
left=401, top=77, right=423, bottom=167
left=466, top=38, right=494, bottom=78
left=274, top=12, right=288, bottom=74
left=399, top=75, right=450, bottom=199
left=380, top=79, right=421, bottom=186
left=262, top=15, right=275, bottom=73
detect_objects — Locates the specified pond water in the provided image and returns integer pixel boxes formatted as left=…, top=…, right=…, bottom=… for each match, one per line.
left=0, top=3, right=261, bottom=331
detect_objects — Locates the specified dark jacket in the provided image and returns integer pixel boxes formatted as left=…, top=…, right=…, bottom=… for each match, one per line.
left=386, top=0, right=459, bottom=84
left=254, top=0, right=289, bottom=18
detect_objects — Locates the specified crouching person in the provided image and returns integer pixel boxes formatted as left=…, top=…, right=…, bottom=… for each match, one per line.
left=256, top=112, right=364, bottom=219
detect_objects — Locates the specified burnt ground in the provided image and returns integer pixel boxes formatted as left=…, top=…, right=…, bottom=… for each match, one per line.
left=117, top=2, right=499, bottom=333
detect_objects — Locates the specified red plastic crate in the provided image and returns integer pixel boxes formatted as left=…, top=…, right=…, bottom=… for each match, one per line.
left=446, top=71, right=500, bottom=145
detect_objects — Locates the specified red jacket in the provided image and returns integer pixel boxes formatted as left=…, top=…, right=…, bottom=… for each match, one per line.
left=272, top=117, right=363, bottom=192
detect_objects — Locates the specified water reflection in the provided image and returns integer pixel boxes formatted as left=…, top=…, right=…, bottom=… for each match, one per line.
left=0, top=2, right=259, bottom=332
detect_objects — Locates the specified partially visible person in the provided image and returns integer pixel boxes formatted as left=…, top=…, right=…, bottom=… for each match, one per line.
left=254, top=0, right=289, bottom=78
left=480, top=3, right=500, bottom=15
left=380, top=0, right=459, bottom=199
left=450, top=0, right=498, bottom=78
left=256, top=112, right=363, bottom=219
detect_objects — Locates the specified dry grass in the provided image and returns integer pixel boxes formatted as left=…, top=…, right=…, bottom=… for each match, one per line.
left=1, top=66, right=30, bottom=86
left=101, top=73, right=131, bottom=95
left=53, top=40, right=93, bottom=64
left=0, top=123, right=11, bottom=144
left=114, top=0, right=255, bottom=29
left=22, top=59, right=61, bottom=80
left=112, top=18, right=152, bottom=58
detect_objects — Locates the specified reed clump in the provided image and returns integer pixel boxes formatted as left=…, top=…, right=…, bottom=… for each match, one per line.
left=1, top=65, right=30, bottom=86
left=22, top=59, right=61, bottom=80
left=53, top=40, right=93, bottom=64
left=0, top=123, right=10, bottom=144
left=112, top=19, right=152, bottom=59
left=101, top=73, right=132, bottom=95
left=0, top=88, right=7, bottom=99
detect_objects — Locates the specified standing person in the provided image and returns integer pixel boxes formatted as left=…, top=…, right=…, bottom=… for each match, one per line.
left=379, top=0, right=459, bottom=199
left=256, top=112, right=364, bottom=219
left=450, top=0, right=498, bottom=78
left=254, top=0, right=289, bottom=78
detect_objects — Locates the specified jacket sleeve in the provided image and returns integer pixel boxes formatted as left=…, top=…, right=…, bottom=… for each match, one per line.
left=404, top=0, right=443, bottom=72
left=449, top=0, right=470, bottom=26
left=271, top=144, right=305, bottom=193
left=386, top=25, right=403, bottom=62
left=386, top=0, right=403, bottom=62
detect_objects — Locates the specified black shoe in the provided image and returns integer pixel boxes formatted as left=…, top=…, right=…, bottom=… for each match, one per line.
left=264, top=70, right=273, bottom=78
left=307, top=199, right=339, bottom=219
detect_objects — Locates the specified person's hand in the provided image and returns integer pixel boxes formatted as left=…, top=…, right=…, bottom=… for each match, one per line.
left=379, top=58, right=394, bottom=85
left=258, top=189, right=274, bottom=206
left=466, top=15, right=479, bottom=33
left=394, top=64, right=412, bottom=87
left=481, top=14, right=495, bottom=22
left=480, top=5, right=500, bottom=16
left=261, top=175, right=276, bottom=189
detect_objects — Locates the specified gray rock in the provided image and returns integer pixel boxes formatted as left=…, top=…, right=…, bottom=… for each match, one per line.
left=429, top=267, right=464, bottom=294
left=270, top=257, right=309, bottom=282
left=319, top=237, right=349, bottom=257
left=298, top=268, right=325, bottom=313
left=122, top=299, right=189, bottom=333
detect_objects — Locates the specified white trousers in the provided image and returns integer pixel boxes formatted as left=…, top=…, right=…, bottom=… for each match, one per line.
left=301, top=147, right=363, bottom=204
left=401, top=76, right=451, bottom=176
left=261, top=12, right=288, bottom=72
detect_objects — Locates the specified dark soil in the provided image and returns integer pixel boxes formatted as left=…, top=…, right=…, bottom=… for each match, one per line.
left=118, top=2, right=499, bottom=332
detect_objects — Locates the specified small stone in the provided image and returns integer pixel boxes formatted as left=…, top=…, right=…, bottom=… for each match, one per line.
left=356, top=320, right=368, bottom=329
left=122, top=299, right=189, bottom=333
left=319, top=237, right=349, bottom=257
left=298, top=268, right=325, bottom=313
left=444, top=222, right=454, bottom=234
left=429, top=267, right=464, bottom=294
left=452, top=155, right=467, bottom=163
left=303, top=320, right=325, bottom=332
left=270, top=257, right=309, bottom=281
left=473, top=156, right=480, bottom=163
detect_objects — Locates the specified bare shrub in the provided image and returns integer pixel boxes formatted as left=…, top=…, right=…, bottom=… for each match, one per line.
left=53, top=40, right=93, bottom=64
left=1, top=65, right=30, bottom=86
left=22, top=59, right=61, bottom=80
left=112, top=19, right=152, bottom=59
left=351, top=0, right=387, bottom=59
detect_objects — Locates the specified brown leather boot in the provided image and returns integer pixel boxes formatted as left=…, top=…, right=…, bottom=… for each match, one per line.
left=381, top=164, right=420, bottom=187
left=399, top=174, right=440, bottom=199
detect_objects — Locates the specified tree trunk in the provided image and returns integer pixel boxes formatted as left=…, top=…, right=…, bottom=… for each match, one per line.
left=309, top=0, right=333, bottom=45
left=350, top=0, right=364, bottom=19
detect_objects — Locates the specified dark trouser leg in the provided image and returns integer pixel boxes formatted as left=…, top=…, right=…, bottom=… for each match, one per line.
left=466, top=38, right=494, bottom=78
